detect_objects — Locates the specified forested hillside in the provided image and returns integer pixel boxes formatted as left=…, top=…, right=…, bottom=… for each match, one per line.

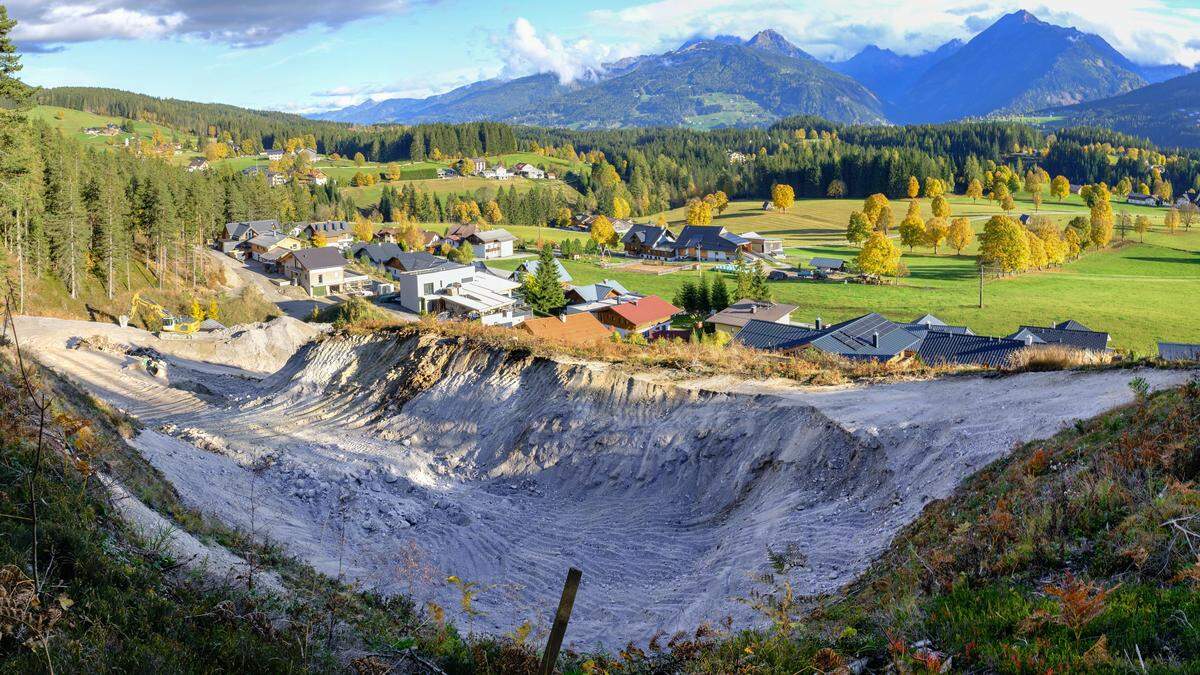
left=36, top=87, right=520, bottom=163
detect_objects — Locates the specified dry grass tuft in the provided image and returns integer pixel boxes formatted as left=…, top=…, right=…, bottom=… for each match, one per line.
left=1007, top=345, right=1115, bottom=372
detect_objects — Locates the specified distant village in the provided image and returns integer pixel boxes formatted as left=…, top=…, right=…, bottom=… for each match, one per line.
left=217, top=212, right=1199, bottom=368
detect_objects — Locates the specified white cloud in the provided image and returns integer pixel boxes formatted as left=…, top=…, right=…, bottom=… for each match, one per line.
left=499, top=18, right=635, bottom=83
left=13, top=4, right=185, bottom=42
left=8, top=0, right=431, bottom=49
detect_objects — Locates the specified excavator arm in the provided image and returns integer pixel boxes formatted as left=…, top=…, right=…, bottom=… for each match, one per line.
left=130, top=291, right=202, bottom=334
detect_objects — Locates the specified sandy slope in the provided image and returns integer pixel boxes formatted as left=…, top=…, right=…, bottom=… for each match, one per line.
left=11, top=316, right=1194, bottom=648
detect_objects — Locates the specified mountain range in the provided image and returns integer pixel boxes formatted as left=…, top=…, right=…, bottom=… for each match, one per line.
left=1049, top=71, right=1200, bottom=148
left=313, top=11, right=1195, bottom=135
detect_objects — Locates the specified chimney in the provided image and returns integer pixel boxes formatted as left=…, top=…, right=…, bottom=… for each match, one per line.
left=871, top=332, right=880, bottom=348
left=1024, top=335, right=1034, bottom=346
left=815, top=317, right=823, bottom=330
left=750, top=305, right=757, bottom=314
left=558, top=314, right=568, bottom=323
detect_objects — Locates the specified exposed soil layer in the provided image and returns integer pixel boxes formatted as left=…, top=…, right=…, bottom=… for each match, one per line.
left=13, top=316, right=1193, bottom=647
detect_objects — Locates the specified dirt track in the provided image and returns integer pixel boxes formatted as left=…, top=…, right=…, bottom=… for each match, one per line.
left=12, top=315, right=1195, bottom=647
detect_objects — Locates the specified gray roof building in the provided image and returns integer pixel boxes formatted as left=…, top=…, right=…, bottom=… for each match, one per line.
left=285, top=247, right=347, bottom=270
left=568, top=279, right=634, bottom=303
left=304, top=221, right=352, bottom=237
left=1007, top=321, right=1110, bottom=352
left=808, top=257, right=846, bottom=271
left=917, top=332, right=1026, bottom=368
left=512, top=258, right=572, bottom=284
left=621, top=224, right=676, bottom=249
left=706, top=300, right=798, bottom=330
left=736, top=312, right=923, bottom=361
left=674, top=225, right=748, bottom=253
left=1158, top=342, right=1200, bottom=361
left=351, top=242, right=406, bottom=265
left=385, top=251, right=460, bottom=274
left=223, top=219, right=279, bottom=241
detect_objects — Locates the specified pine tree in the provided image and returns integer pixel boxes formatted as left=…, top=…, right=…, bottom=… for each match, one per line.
left=710, top=274, right=731, bottom=311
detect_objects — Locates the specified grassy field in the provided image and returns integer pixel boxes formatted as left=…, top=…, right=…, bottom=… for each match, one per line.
left=29, top=105, right=184, bottom=149
left=489, top=196, right=1200, bottom=353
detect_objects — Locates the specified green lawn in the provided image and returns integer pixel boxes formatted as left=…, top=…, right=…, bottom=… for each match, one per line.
left=489, top=197, right=1200, bottom=353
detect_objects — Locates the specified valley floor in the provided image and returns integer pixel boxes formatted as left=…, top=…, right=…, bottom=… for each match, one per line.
left=11, top=316, right=1194, bottom=648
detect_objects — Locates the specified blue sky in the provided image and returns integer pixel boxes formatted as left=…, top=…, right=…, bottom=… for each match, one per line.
left=11, top=0, right=1200, bottom=113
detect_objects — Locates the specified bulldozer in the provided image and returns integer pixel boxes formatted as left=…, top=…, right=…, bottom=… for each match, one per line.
left=129, top=291, right=201, bottom=335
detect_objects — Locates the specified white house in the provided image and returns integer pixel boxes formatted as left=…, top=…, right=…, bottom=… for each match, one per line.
left=265, top=149, right=285, bottom=161
left=1127, top=193, right=1160, bottom=207
left=482, top=165, right=512, bottom=180
left=465, top=229, right=517, bottom=259
left=512, top=163, right=545, bottom=180
left=279, top=247, right=367, bottom=297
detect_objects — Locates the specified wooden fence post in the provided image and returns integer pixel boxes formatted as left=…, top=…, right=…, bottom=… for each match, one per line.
left=538, top=567, right=582, bottom=675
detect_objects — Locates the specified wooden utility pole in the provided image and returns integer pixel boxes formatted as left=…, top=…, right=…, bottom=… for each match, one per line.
left=539, top=567, right=582, bottom=675
left=978, top=264, right=984, bottom=309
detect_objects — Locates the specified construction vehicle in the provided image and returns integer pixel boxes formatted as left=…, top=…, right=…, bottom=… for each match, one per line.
left=130, top=291, right=201, bottom=335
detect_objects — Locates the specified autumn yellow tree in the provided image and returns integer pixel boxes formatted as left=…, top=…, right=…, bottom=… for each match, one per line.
left=1164, top=207, right=1181, bottom=234
left=876, top=203, right=895, bottom=233
left=931, top=195, right=951, bottom=218
left=1134, top=214, right=1151, bottom=241
left=590, top=215, right=618, bottom=253
left=771, top=184, right=795, bottom=212
left=924, top=217, right=949, bottom=254
left=352, top=214, right=374, bottom=242
left=979, top=215, right=1030, bottom=273
left=554, top=207, right=572, bottom=228
left=846, top=211, right=872, bottom=247
left=826, top=180, right=846, bottom=199
left=353, top=152, right=366, bottom=166
left=1050, top=175, right=1070, bottom=202
left=898, top=211, right=925, bottom=252
left=907, top=176, right=920, bottom=200
left=611, top=196, right=631, bottom=219
left=1026, top=230, right=1048, bottom=269
left=947, top=217, right=974, bottom=255
left=686, top=199, right=713, bottom=225
left=966, top=179, right=983, bottom=203
left=385, top=163, right=402, bottom=181
left=484, top=201, right=504, bottom=226
left=862, top=193, right=889, bottom=226
left=856, top=231, right=901, bottom=277
left=711, top=190, right=730, bottom=214
left=1089, top=184, right=1114, bottom=248
left=1063, top=227, right=1082, bottom=259
left=312, top=232, right=328, bottom=248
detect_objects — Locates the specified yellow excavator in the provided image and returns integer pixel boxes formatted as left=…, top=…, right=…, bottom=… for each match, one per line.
left=130, top=291, right=201, bottom=335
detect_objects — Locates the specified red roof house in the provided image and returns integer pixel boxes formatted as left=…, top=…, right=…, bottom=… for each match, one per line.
left=595, top=295, right=681, bottom=337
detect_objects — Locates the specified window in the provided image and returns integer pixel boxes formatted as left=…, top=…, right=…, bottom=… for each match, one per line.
left=317, top=274, right=323, bottom=284
left=423, top=282, right=434, bottom=295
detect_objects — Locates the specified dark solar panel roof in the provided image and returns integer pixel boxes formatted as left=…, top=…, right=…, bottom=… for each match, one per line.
left=734, top=320, right=824, bottom=351
left=809, top=257, right=846, bottom=270
left=918, top=332, right=1026, bottom=368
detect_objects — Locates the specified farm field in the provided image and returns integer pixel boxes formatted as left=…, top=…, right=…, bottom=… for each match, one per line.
left=488, top=197, right=1200, bottom=353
